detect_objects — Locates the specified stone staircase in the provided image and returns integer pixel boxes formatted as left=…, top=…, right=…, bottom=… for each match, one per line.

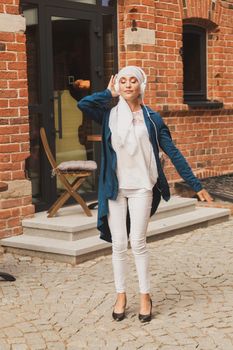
left=1, top=196, right=230, bottom=264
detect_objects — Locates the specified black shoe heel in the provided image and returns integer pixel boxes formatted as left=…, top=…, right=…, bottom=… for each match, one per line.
left=112, top=300, right=126, bottom=322
left=112, top=309, right=126, bottom=322
left=138, top=299, right=152, bottom=323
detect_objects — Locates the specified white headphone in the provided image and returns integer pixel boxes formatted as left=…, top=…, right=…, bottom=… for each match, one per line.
left=114, top=67, right=147, bottom=96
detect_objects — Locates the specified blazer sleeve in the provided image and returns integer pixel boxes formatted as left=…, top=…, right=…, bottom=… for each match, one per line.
left=158, top=119, right=203, bottom=193
left=77, top=89, right=113, bottom=125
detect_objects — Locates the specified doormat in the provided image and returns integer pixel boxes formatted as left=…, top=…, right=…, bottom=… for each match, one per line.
left=175, top=173, right=233, bottom=203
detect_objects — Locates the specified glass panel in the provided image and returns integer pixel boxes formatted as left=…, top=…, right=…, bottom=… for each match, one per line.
left=23, top=3, right=42, bottom=204
left=23, top=5, right=40, bottom=105
left=51, top=16, right=95, bottom=196
left=102, top=0, right=115, bottom=6
left=25, top=113, right=42, bottom=203
left=103, top=14, right=115, bottom=86
left=183, top=32, right=201, bottom=92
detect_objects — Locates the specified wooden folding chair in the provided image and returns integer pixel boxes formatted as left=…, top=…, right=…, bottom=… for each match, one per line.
left=40, top=128, right=97, bottom=217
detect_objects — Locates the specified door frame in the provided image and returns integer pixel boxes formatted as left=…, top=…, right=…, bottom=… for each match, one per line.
left=22, top=0, right=118, bottom=212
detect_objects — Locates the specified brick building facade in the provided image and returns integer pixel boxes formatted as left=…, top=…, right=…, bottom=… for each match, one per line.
left=0, top=4, right=34, bottom=238
left=0, top=0, right=233, bottom=239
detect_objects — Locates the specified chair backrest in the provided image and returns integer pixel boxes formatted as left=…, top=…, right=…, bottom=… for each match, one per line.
left=40, top=128, right=57, bottom=169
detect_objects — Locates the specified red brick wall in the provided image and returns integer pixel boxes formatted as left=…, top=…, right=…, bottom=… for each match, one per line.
left=153, top=0, right=183, bottom=109
left=118, top=0, right=233, bottom=186
left=0, top=3, right=34, bottom=238
left=0, top=0, right=19, bottom=15
left=161, top=110, right=233, bottom=184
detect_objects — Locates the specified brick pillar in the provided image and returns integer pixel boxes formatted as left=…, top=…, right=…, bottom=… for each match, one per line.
left=118, top=0, right=156, bottom=107
left=154, top=0, right=183, bottom=111
left=0, top=6, right=34, bottom=239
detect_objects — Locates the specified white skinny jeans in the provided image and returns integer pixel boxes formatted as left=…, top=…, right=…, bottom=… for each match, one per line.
left=108, top=189, right=152, bottom=294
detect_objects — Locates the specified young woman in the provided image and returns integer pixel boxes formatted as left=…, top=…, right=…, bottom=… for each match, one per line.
left=78, top=66, right=212, bottom=323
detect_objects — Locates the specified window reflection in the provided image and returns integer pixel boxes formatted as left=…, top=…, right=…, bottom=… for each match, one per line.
left=103, top=14, right=115, bottom=85
left=102, top=0, right=115, bottom=6
left=23, top=5, right=40, bottom=105
left=51, top=17, right=96, bottom=195
left=25, top=113, right=41, bottom=203
left=66, top=0, right=96, bottom=4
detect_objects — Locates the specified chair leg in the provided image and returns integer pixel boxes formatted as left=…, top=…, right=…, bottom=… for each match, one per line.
left=47, top=194, right=69, bottom=217
left=47, top=191, right=70, bottom=216
left=47, top=177, right=92, bottom=217
left=48, top=177, right=85, bottom=217
left=58, top=175, right=93, bottom=217
left=48, top=178, right=85, bottom=218
left=67, top=178, right=92, bottom=217
left=70, top=190, right=92, bottom=217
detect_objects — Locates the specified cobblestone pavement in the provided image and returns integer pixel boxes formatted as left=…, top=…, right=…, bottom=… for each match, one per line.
left=1, top=218, right=233, bottom=350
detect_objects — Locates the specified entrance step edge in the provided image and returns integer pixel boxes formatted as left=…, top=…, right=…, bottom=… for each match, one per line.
left=21, top=196, right=197, bottom=241
left=1, top=206, right=230, bottom=264
left=148, top=206, right=230, bottom=236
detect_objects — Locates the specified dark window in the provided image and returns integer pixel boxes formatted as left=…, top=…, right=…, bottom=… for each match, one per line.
left=183, top=25, right=206, bottom=102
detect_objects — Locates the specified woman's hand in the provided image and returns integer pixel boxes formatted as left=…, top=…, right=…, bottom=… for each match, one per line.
left=107, top=75, right=119, bottom=97
left=196, top=188, right=213, bottom=203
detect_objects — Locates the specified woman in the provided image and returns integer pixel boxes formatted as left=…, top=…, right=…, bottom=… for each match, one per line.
left=78, top=66, right=212, bottom=323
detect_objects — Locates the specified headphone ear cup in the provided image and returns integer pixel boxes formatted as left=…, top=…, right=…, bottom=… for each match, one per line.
left=141, top=82, right=146, bottom=95
left=138, top=68, right=147, bottom=95
left=114, top=81, right=119, bottom=93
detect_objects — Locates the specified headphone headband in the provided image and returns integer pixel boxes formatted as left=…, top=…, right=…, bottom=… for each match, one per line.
left=114, top=66, right=147, bottom=96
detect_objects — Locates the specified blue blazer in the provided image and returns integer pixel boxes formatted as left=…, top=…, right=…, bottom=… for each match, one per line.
left=78, top=89, right=202, bottom=243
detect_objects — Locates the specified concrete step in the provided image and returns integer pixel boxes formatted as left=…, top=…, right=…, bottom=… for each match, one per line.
left=21, top=196, right=197, bottom=241
left=1, top=205, right=230, bottom=264
left=148, top=206, right=229, bottom=237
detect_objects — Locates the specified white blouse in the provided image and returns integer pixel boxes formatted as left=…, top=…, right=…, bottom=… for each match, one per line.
left=111, top=109, right=158, bottom=190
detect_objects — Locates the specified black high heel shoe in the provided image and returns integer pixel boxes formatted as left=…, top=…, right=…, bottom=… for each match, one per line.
left=112, top=299, right=127, bottom=321
left=138, top=298, right=152, bottom=323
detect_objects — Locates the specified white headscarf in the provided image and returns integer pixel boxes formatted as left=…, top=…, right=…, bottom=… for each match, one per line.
left=109, top=66, right=147, bottom=156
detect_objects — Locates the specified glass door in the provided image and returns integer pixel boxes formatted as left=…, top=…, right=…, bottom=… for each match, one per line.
left=46, top=8, right=101, bottom=203
left=23, top=1, right=117, bottom=211
left=51, top=16, right=94, bottom=196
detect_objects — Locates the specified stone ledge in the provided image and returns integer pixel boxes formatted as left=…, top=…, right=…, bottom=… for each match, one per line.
left=0, top=180, right=32, bottom=199
left=0, top=14, right=26, bottom=32
left=125, top=27, right=155, bottom=45
left=197, top=201, right=233, bottom=215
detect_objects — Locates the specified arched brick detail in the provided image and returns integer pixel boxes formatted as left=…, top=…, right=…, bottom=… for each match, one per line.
left=180, top=0, right=213, bottom=20
left=178, top=0, right=229, bottom=27
left=183, top=17, right=218, bottom=30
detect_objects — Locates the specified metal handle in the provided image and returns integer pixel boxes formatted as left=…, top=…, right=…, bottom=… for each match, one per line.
left=95, top=66, right=103, bottom=78
left=53, top=91, right=63, bottom=139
